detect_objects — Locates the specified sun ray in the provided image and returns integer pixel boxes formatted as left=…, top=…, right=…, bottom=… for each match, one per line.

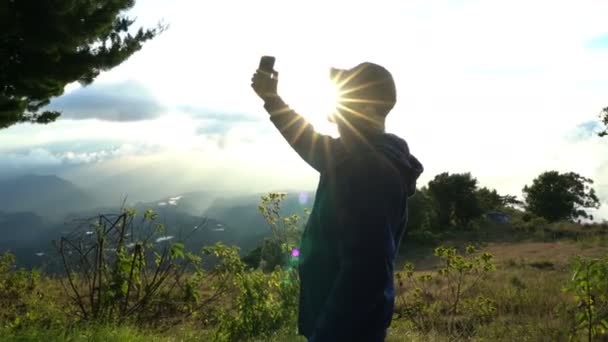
left=335, top=115, right=373, bottom=148
left=277, top=112, right=306, bottom=131
left=334, top=64, right=368, bottom=90
left=288, top=117, right=313, bottom=146
left=339, top=79, right=386, bottom=97
left=336, top=103, right=378, bottom=125
left=322, top=133, right=332, bottom=163
left=307, top=131, right=319, bottom=162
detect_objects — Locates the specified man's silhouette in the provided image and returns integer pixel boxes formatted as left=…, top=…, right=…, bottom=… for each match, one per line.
left=251, top=61, right=423, bottom=341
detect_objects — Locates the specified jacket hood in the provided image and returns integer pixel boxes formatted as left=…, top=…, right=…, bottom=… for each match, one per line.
left=369, top=133, right=424, bottom=197
left=333, top=133, right=423, bottom=197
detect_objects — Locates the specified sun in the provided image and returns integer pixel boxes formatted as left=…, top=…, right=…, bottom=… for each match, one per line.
left=279, top=69, right=341, bottom=137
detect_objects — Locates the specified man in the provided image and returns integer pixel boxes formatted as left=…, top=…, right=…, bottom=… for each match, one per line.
left=251, top=61, right=423, bottom=341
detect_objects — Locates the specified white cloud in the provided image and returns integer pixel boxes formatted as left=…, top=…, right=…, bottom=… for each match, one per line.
left=0, top=144, right=155, bottom=170
left=0, top=149, right=62, bottom=168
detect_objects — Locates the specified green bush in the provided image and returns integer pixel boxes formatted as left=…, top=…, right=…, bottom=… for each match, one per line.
left=0, top=252, right=66, bottom=330
left=214, top=267, right=298, bottom=342
left=407, top=229, right=441, bottom=245
left=214, top=193, right=302, bottom=341
left=395, top=245, right=496, bottom=337
left=563, top=256, right=608, bottom=341
left=512, top=215, right=549, bottom=233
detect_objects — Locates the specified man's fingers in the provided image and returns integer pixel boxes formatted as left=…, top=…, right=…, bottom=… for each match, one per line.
left=256, top=69, right=273, bottom=77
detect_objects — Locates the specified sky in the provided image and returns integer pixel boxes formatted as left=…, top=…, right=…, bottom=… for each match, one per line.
left=1, top=0, right=608, bottom=218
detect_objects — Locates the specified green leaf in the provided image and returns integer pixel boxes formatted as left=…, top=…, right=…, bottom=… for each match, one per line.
left=171, top=242, right=185, bottom=259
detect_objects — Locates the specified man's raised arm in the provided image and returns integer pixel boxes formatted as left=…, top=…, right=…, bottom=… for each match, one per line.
left=252, top=68, right=334, bottom=172
left=264, top=96, right=334, bottom=172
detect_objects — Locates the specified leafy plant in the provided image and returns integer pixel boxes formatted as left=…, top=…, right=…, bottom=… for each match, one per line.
left=434, top=245, right=496, bottom=316
left=214, top=193, right=302, bottom=341
left=56, top=209, right=218, bottom=325
left=0, top=252, right=39, bottom=326
left=0, top=252, right=66, bottom=330
left=255, top=193, right=304, bottom=272
left=214, top=267, right=298, bottom=342
left=396, top=245, right=496, bottom=336
left=395, top=263, right=436, bottom=331
left=563, top=256, right=608, bottom=341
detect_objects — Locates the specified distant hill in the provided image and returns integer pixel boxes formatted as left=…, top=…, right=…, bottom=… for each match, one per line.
left=0, top=174, right=99, bottom=219
left=104, top=191, right=314, bottom=254
left=0, top=180, right=315, bottom=269
left=126, top=191, right=313, bottom=247
left=0, top=211, right=46, bottom=243
left=204, top=192, right=314, bottom=250
left=141, top=191, right=216, bottom=216
left=0, top=211, right=59, bottom=269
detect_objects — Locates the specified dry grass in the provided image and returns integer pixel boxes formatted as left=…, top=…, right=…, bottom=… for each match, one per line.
left=3, top=221, right=608, bottom=341
left=391, top=237, right=608, bottom=342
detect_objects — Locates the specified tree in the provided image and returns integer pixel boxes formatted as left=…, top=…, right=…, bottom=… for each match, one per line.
left=523, top=171, right=601, bottom=222
left=600, top=107, right=608, bottom=138
left=0, top=0, right=163, bottom=129
left=427, top=172, right=482, bottom=229
left=475, top=187, right=502, bottom=213
left=407, top=187, right=438, bottom=232
left=475, top=187, right=523, bottom=212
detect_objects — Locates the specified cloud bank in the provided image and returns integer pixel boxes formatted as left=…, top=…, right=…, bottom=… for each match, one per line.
left=47, top=80, right=166, bottom=122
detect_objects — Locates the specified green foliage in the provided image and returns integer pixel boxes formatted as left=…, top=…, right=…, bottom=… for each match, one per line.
left=0, top=0, right=163, bottom=129
left=407, top=187, right=439, bottom=233
left=241, top=246, right=262, bottom=270
left=475, top=187, right=503, bottom=213
left=254, top=193, right=304, bottom=272
left=563, top=256, right=608, bottom=341
left=599, top=107, right=608, bottom=138
left=214, top=268, right=299, bottom=342
left=406, top=229, right=442, bottom=246
left=396, top=245, right=496, bottom=337
left=407, top=182, right=516, bottom=241
left=7, top=187, right=607, bottom=341
left=0, top=252, right=65, bottom=330
left=56, top=210, right=223, bottom=325
left=428, top=172, right=483, bottom=229
left=434, top=245, right=496, bottom=316
left=213, top=194, right=301, bottom=341
left=511, top=214, right=549, bottom=233
left=0, top=252, right=38, bottom=326
left=523, top=171, right=600, bottom=222
left=395, top=263, right=437, bottom=332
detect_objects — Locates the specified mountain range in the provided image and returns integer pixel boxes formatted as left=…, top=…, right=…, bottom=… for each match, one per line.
left=0, top=174, right=99, bottom=219
left=0, top=174, right=313, bottom=269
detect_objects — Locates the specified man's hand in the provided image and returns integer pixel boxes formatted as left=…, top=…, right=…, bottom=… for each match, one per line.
left=251, top=69, right=279, bottom=102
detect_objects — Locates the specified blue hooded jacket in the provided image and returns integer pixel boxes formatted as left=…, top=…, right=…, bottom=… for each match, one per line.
left=266, top=98, right=423, bottom=341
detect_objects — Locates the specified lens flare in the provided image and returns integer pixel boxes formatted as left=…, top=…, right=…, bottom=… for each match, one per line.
left=298, top=192, right=309, bottom=204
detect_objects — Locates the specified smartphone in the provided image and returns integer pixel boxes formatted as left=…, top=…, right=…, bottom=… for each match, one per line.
left=258, top=56, right=276, bottom=73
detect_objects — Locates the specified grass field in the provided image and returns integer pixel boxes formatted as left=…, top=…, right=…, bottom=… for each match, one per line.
left=1, top=220, right=607, bottom=341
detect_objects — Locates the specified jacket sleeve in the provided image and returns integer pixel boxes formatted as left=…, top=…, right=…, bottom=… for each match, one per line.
left=309, top=161, right=400, bottom=341
left=265, top=96, right=335, bottom=172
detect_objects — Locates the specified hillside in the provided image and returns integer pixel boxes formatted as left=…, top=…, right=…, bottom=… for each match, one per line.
left=0, top=174, right=99, bottom=219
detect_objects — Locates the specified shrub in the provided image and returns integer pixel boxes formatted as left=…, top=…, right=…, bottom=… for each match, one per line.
left=395, top=245, right=496, bottom=337
left=214, top=267, right=299, bottom=342
left=0, top=252, right=66, bottom=330
left=256, top=193, right=304, bottom=272
left=563, top=256, right=608, bottom=341
left=55, top=209, right=230, bottom=326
